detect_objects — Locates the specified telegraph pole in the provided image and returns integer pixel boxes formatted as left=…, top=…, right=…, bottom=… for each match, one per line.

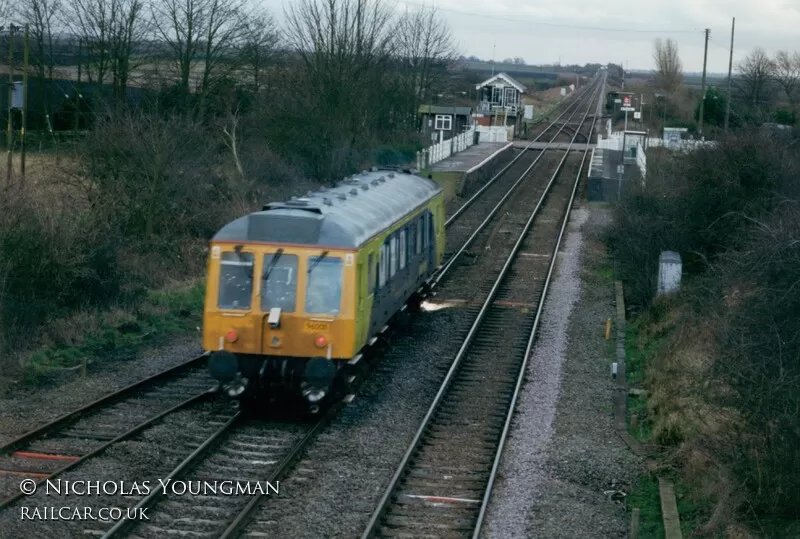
left=698, top=28, right=710, bottom=137
left=21, top=24, right=28, bottom=182
left=724, top=18, right=735, bottom=131
left=7, top=25, right=15, bottom=185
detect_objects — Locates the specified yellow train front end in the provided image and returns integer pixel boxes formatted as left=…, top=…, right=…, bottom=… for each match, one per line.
left=203, top=242, right=357, bottom=405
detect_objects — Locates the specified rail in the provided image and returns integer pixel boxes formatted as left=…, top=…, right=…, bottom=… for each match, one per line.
left=361, top=72, right=606, bottom=539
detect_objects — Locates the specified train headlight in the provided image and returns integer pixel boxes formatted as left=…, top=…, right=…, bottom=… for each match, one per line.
left=315, top=335, right=327, bottom=348
left=302, top=387, right=326, bottom=403
left=225, top=329, right=239, bottom=343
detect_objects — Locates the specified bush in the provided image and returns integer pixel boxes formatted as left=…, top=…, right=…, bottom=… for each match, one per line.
left=605, top=130, right=800, bottom=530
left=0, top=196, right=123, bottom=353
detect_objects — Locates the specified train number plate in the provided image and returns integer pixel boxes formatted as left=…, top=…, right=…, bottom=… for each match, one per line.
left=303, top=321, right=330, bottom=333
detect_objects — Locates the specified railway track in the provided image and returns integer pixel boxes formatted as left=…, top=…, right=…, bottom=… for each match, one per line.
left=443, top=79, right=598, bottom=246
left=359, top=73, right=606, bottom=539
left=93, top=412, right=318, bottom=538
left=91, top=75, right=607, bottom=539
left=219, top=73, right=606, bottom=539
left=1, top=72, right=605, bottom=539
left=0, top=355, right=214, bottom=507
left=433, top=73, right=605, bottom=289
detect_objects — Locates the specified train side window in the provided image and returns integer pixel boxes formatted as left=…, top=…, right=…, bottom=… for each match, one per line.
left=218, top=251, right=254, bottom=310
left=390, top=234, right=397, bottom=278
left=379, top=242, right=388, bottom=287
left=416, top=216, right=423, bottom=254
left=422, top=214, right=429, bottom=248
left=399, top=228, right=407, bottom=269
left=368, top=253, right=375, bottom=293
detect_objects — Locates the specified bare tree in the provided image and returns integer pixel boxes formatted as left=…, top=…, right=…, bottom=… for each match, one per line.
left=653, top=38, right=683, bottom=93
left=151, top=0, right=248, bottom=111
left=23, top=0, right=60, bottom=126
left=736, top=48, right=776, bottom=109
left=395, top=6, right=458, bottom=127
left=773, top=50, right=800, bottom=105
left=284, top=0, right=396, bottom=178
left=64, top=0, right=148, bottom=98
left=236, top=9, right=280, bottom=94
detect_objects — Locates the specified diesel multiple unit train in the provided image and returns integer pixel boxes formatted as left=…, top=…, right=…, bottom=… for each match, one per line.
left=203, top=168, right=446, bottom=409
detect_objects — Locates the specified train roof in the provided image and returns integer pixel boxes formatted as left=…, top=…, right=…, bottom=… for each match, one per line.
left=211, top=168, right=442, bottom=249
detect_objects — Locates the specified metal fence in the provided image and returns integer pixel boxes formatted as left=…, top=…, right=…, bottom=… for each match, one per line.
left=416, top=127, right=476, bottom=170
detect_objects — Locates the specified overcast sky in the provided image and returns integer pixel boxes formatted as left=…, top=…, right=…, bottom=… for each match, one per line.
left=263, top=0, right=800, bottom=74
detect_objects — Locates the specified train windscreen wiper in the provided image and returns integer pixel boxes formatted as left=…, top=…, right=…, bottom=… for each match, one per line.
left=307, top=250, right=329, bottom=274
left=263, top=248, right=284, bottom=282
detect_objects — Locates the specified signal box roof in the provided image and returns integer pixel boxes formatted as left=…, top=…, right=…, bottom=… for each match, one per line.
left=211, top=168, right=442, bottom=249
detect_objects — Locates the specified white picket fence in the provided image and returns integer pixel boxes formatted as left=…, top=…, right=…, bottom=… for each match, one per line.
left=417, top=127, right=476, bottom=170
left=636, top=143, right=647, bottom=180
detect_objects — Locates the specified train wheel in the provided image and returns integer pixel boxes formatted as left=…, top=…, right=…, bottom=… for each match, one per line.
left=395, top=309, right=413, bottom=337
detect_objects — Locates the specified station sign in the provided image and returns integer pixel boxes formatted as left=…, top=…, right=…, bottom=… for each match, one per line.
left=621, top=94, right=634, bottom=111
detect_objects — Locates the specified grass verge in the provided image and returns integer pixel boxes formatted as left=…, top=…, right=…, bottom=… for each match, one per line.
left=621, top=298, right=717, bottom=537
left=21, top=279, right=204, bottom=385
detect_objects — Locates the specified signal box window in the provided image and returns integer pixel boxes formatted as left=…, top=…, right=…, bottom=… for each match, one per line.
left=218, top=251, right=254, bottom=310
left=261, top=253, right=298, bottom=312
left=306, top=256, right=343, bottom=315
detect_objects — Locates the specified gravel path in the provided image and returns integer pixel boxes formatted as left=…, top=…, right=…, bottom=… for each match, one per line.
left=483, top=203, right=642, bottom=538
left=0, top=335, right=203, bottom=446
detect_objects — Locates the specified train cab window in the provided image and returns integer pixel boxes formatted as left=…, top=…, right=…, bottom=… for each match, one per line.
left=389, top=235, right=397, bottom=278
left=261, top=252, right=298, bottom=312
left=218, top=251, right=254, bottom=310
left=306, top=256, right=343, bottom=315
left=399, top=229, right=407, bottom=269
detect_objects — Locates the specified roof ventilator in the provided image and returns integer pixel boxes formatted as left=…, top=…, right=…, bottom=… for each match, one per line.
left=370, top=179, right=379, bottom=186
left=360, top=183, right=369, bottom=190
left=349, top=188, right=358, bottom=196
left=337, top=193, right=347, bottom=201
left=323, top=197, right=333, bottom=206
left=388, top=172, right=395, bottom=178
left=378, top=176, right=386, bottom=183
left=285, top=199, right=310, bottom=207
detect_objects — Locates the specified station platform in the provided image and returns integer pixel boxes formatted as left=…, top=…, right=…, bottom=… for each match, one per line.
left=427, top=141, right=514, bottom=198
left=512, top=141, right=596, bottom=151
left=430, top=141, right=511, bottom=173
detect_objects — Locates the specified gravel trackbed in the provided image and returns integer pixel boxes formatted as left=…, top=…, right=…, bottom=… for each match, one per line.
left=483, top=204, right=642, bottom=538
